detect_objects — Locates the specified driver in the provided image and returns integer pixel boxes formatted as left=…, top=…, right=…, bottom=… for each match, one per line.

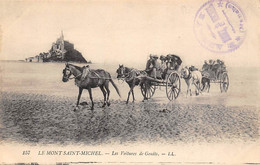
left=145, top=54, right=160, bottom=78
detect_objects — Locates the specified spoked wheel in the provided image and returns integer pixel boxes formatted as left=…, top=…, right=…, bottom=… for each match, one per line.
left=166, top=72, right=181, bottom=101
left=140, top=81, right=156, bottom=99
left=220, top=72, right=229, bottom=92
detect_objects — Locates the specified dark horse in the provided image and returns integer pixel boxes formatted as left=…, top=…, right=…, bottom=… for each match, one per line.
left=116, top=65, right=147, bottom=104
left=201, top=77, right=211, bottom=92
left=62, top=63, right=121, bottom=110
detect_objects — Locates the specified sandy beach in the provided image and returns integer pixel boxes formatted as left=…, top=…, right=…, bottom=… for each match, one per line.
left=0, top=91, right=259, bottom=145
left=0, top=61, right=259, bottom=145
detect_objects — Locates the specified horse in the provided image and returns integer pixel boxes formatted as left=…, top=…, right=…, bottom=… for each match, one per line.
left=62, top=63, right=121, bottom=110
left=180, top=67, right=202, bottom=97
left=116, top=65, right=147, bottom=104
left=201, top=77, right=211, bottom=92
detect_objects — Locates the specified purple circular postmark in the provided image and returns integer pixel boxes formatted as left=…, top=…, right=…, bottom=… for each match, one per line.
left=194, top=0, right=246, bottom=53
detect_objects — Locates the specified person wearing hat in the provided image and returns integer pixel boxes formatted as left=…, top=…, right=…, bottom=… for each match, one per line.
left=202, top=60, right=209, bottom=71
left=145, top=54, right=160, bottom=78
left=152, top=55, right=161, bottom=78
left=145, top=54, right=154, bottom=73
left=208, top=59, right=215, bottom=70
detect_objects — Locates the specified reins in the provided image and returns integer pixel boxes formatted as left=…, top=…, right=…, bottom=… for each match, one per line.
left=66, top=66, right=111, bottom=80
left=69, top=73, right=82, bottom=79
left=124, top=68, right=139, bottom=78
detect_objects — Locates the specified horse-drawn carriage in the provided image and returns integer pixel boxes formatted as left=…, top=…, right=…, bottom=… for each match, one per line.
left=201, top=60, right=229, bottom=93
left=139, top=54, right=183, bottom=101
left=117, top=54, right=183, bottom=102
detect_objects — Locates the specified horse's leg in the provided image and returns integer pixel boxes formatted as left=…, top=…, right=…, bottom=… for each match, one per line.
left=185, top=80, right=191, bottom=97
left=187, top=85, right=191, bottom=97
left=208, top=81, right=210, bottom=93
left=201, top=79, right=205, bottom=91
left=189, top=79, right=193, bottom=96
left=75, top=87, right=83, bottom=111
left=99, top=85, right=106, bottom=107
left=104, top=81, right=110, bottom=106
left=132, top=88, right=135, bottom=102
left=196, top=82, right=200, bottom=95
left=194, top=80, right=200, bottom=96
left=88, top=88, right=94, bottom=110
left=130, top=79, right=136, bottom=102
left=126, top=83, right=132, bottom=104
left=198, top=81, right=202, bottom=95
left=185, top=80, right=189, bottom=97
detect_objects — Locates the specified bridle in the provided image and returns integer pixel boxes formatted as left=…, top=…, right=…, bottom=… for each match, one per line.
left=63, top=66, right=82, bottom=80
left=182, top=68, right=191, bottom=79
left=117, top=66, right=136, bottom=82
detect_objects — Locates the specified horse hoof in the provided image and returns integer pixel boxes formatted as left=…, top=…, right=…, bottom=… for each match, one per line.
left=107, top=102, right=111, bottom=106
left=74, top=107, right=79, bottom=111
left=80, top=102, right=88, bottom=106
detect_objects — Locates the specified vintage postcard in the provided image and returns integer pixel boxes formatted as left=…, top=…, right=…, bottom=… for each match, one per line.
left=0, top=0, right=259, bottom=164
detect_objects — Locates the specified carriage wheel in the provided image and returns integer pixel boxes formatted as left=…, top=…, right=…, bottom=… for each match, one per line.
left=220, top=72, right=229, bottom=92
left=140, top=82, right=156, bottom=99
left=166, top=72, right=181, bottom=101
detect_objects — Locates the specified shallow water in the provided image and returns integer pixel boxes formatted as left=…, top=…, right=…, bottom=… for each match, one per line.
left=0, top=61, right=259, bottom=107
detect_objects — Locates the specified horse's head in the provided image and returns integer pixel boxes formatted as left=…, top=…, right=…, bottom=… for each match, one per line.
left=180, top=67, right=190, bottom=79
left=116, top=64, right=125, bottom=78
left=62, top=63, right=72, bottom=82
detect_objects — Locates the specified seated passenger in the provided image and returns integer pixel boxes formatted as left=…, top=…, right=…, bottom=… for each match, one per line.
left=189, top=65, right=198, bottom=71
left=145, top=54, right=159, bottom=78
left=152, top=55, right=162, bottom=79
left=159, top=55, right=167, bottom=70
left=202, top=60, right=209, bottom=71
left=145, top=54, right=154, bottom=73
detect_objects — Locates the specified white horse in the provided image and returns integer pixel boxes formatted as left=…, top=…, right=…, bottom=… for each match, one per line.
left=180, top=67, right=202, bottom=97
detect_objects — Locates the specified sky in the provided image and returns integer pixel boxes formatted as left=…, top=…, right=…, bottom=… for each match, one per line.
left=0, top=0, right=260, bottom=67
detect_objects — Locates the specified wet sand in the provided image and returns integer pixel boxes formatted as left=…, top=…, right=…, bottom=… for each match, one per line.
left=0, top=91, right=259, bottom=145
left=0, top=61, right=259, bottom=145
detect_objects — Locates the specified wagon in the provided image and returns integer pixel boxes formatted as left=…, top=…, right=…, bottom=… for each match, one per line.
left=201, top=62, right=229, bottom=93
left=140, top=54, right=182, bottom=101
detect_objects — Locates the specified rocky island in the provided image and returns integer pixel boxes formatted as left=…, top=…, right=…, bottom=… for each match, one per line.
left=25, top=31, right=90, bottom=63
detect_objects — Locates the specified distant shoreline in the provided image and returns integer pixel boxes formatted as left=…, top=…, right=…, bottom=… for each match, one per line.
left=0, top=60, right=92, bottom=64
left=1, top=60, right=260, bottom=69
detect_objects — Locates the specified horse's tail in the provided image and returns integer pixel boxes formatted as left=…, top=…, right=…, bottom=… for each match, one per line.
left=110, top=78, right=121, bottom=98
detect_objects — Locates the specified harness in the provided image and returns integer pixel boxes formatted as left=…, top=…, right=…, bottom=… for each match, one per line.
left=69, top=73, right=82, bottom=80
left=86, top=70, right=112, bottom=80
left=66, top=67, right=111, bottom=80
left=125, top=68, right=143, bottom=80
left=118, top=68, right=143, bottom=83
left=183, top=69, right=192, bottom=79
left=125, top=69, right=137, bottom=78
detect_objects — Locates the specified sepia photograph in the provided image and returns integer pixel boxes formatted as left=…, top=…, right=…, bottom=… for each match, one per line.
left=0, top=0, right=259, bottom=164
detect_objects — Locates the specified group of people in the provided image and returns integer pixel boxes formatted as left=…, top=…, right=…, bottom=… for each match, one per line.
left=144, top=54, right=226, bottom=80
left=145, top=54, right=182, bottom=79
left=202, top=59, right=226, bottom=79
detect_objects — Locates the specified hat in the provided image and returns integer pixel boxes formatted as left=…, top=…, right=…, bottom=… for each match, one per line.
left=153, top=55, right=158, bottom=59
left=160, top=55, right=166, bottom=60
